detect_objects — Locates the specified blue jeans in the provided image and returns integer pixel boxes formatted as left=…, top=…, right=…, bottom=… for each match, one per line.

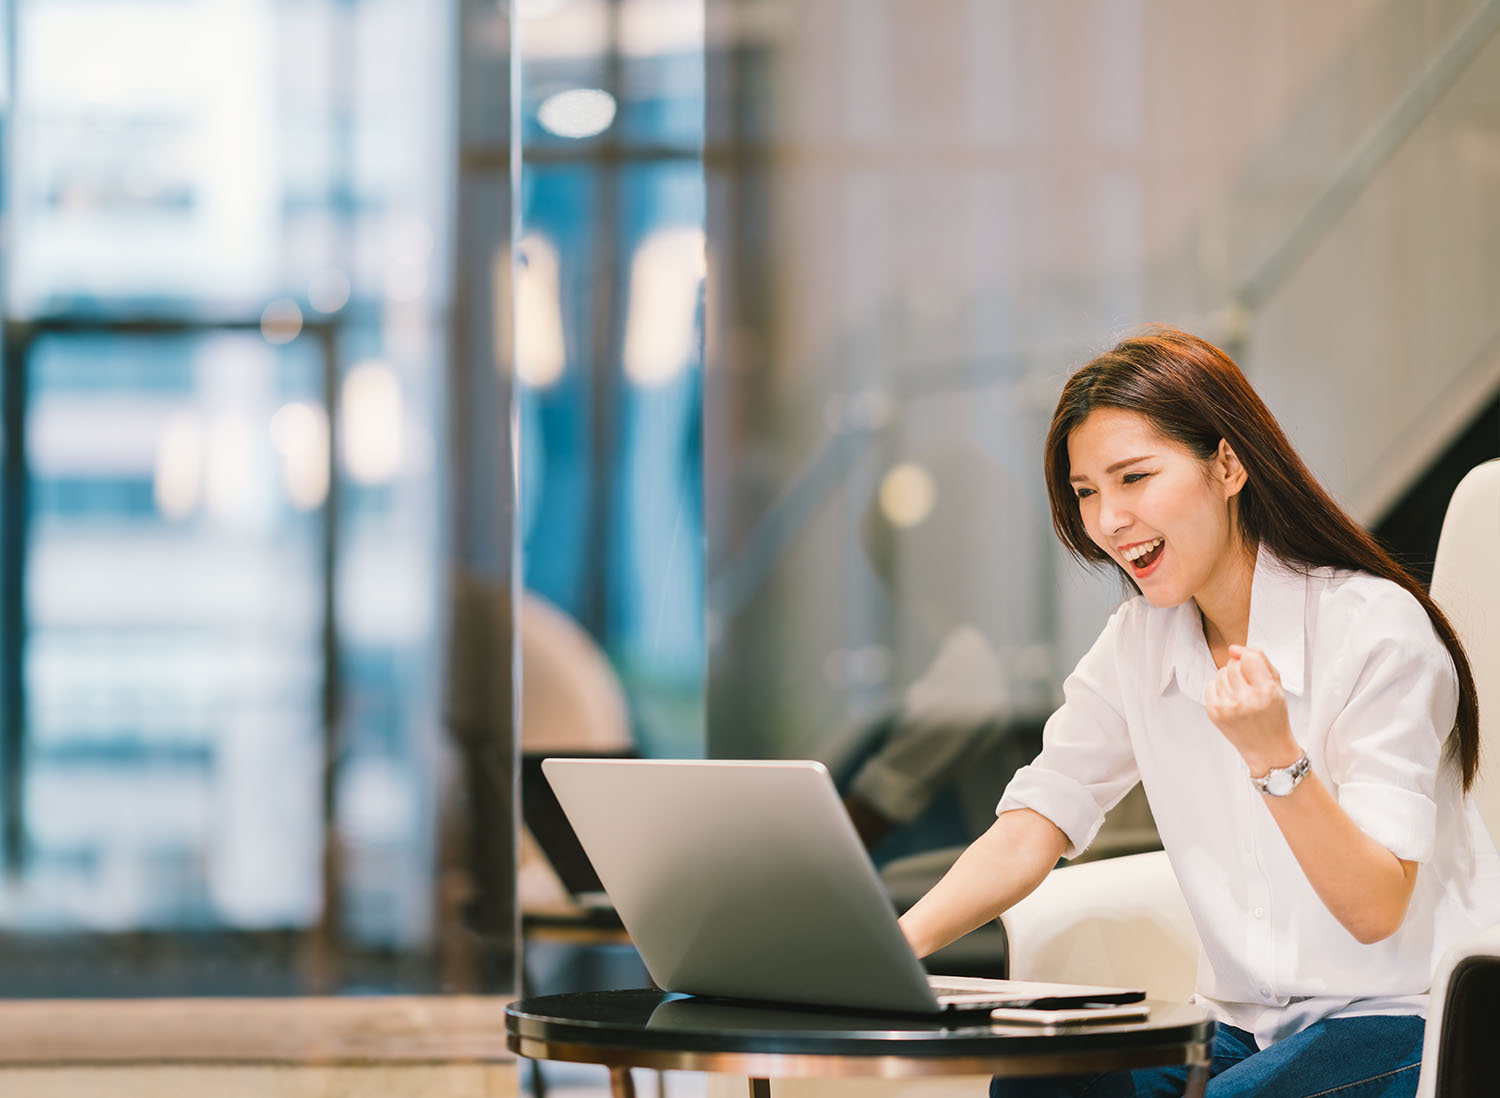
left=990, top=1014, right=1424, bottom=1098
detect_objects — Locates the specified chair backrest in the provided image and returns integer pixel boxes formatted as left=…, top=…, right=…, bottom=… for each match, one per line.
left=1416, top=460, right=1500, bottom=1098
left=1428, top=459, right=1500, bottom=841
left=1417, top=925, right=1500, bottom=1098
left=520, top=592, right=631, bottom=754
left=517, top=592, right=632, bottom=909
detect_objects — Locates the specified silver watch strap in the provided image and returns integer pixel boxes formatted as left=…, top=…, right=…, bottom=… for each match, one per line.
left=1252, top=753, right=1311, bottom=797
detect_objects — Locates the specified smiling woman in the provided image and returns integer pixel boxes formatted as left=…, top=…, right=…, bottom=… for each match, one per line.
left=1041, top=327, right=1478, bottom=781
left=898, top=326, right=1500, bottom=1098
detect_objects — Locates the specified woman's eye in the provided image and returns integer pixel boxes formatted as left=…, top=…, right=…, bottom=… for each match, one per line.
left=1122, top=472, right=1149, bottom=484
left=1074, top=488, right=1095, bottom=500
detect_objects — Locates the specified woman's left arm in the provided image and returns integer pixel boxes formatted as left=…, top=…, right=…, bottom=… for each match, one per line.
left=1206, top=646, right=1419, bottom=945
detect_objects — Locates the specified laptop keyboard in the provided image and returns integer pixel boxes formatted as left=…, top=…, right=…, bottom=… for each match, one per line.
left=930, top=984, right=1001, bottom=997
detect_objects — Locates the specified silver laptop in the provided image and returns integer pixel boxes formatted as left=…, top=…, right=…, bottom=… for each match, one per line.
left=541, top=758, right=1144, bottom=1015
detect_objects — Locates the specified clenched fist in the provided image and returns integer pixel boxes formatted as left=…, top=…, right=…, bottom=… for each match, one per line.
left=1204, top=645, right=1301, bottom=776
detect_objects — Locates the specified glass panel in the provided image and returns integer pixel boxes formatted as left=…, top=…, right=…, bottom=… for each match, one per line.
left=618, top=0, right=705, bottom=147
left=700, top=0, right=1500, bottom=880
left=517, top=0, right=613, bottom=150
left=514, top=0, right=706, bottom=1006
left=2, top=0, right=456, bottom=994
left=518, top=164, right=601, bottom=619
left=516, top=0, right=706, bottom=762
left=609, top=160, right=705, bottom=758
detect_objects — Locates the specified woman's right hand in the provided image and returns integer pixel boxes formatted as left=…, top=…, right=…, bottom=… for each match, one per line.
left=897, top=809, right=1067, bottom=958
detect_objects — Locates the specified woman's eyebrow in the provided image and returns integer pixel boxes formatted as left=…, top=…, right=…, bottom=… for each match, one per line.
left=1069, top=454, right=1155, bottom=483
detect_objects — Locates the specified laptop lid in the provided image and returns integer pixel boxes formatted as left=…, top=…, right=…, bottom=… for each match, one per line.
left=541, top=757, right=946, bottom=1014
left=521, top=751, right=629, bottom=906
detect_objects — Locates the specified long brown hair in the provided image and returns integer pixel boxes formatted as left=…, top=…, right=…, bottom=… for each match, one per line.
left=1043, top=325, right=1480, bottom=791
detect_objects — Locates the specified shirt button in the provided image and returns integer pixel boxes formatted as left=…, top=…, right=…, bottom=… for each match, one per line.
left=1253, top=907, right=1265, bottom=919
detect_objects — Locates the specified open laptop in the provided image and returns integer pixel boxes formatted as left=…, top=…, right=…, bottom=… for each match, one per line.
left=542, top=758, right=1144, bottom=1015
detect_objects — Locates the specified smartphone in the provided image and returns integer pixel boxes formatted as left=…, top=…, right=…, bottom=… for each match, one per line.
left=989, top=1002, right=1150, bottom=1027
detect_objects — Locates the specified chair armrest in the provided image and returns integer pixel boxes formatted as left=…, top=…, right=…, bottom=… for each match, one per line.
left=1000, top=850, right=1200, bottom=1001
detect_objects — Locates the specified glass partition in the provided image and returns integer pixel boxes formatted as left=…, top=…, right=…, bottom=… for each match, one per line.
left=1, top=0, right=456, bottom=994
left=514, top=0, right=706, bottom=764
left=511, top=0, right=707, bottom=1020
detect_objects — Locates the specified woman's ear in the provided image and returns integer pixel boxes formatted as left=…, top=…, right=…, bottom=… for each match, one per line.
left=1216, top=439, right=1248, bottom=498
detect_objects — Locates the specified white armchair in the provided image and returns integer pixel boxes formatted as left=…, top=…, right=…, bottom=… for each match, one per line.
left=1416, top=923, right=1500, bottom=1098
left=1414, top=459, right=1500, bottom=1098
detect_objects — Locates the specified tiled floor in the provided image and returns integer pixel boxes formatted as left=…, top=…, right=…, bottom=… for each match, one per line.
left=522, top=1063, right=991, bottom=1098
left=0, top=997, right=520, bottom=1097
left=0, top=1065, right=516, bottom=1097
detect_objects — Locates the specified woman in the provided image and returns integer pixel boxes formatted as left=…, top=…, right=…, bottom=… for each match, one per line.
left=898, top=327, right=1499, bottom=1098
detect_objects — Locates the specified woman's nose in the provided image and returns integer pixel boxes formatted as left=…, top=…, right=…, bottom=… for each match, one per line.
left=1098, top=495, right=1131, bottom=534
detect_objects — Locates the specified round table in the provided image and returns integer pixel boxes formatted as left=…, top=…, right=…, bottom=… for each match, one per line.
left=507, top=989, right=1215, bottom=1098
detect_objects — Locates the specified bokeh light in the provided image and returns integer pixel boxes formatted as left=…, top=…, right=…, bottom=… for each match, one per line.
left=537, top=88, right=617, bottom=139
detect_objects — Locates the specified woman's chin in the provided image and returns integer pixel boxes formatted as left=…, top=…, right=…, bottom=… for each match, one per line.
left=1133, top=575, right=1189, bottom=608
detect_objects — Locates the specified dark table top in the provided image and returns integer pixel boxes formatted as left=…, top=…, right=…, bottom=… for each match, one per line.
left=507, top=989, right=1215, bottom=1077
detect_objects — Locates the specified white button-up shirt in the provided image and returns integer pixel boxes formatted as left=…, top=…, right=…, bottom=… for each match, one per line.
left=998, top=549, right=1500, bottom=1047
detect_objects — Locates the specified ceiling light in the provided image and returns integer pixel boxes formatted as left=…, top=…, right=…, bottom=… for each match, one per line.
left=537, top=88, right=617, bottom=139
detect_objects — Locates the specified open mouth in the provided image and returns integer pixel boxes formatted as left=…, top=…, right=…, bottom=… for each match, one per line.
left=1123, top=538, right=1165, bottom=573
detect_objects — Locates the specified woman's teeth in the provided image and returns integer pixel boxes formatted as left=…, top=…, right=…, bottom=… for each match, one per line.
left=1123, top=538, right=1164, bottom=567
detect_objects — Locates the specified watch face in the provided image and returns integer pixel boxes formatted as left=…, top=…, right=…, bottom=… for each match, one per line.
left=1267, top=770, right=1294, bottom=796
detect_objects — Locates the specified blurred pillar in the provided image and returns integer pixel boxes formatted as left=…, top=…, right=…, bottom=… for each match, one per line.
left=441, top=0, right=518, bottom=995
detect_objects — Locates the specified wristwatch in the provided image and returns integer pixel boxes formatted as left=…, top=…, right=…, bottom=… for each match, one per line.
left=1252, top=753, right=1311, bottom=797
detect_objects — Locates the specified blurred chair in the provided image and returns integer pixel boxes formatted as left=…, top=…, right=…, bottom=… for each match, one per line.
left=517, top=592, right=633, bottom=911
left=520, top=592, right=630, bottom=754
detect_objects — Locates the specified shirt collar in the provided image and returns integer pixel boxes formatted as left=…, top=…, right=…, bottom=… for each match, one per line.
left=1157, top=545, right=1308, bottom=700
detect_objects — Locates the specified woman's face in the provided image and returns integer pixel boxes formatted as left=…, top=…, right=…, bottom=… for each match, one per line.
left=1066, top=408, right=1247, bottom=610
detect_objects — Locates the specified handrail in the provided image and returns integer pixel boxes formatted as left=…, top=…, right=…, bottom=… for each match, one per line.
left=1236, top=0, right=1500, bottom=311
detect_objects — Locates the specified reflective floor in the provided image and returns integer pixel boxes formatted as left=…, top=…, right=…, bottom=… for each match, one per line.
left=525, top=1063, right=710, bottom=1098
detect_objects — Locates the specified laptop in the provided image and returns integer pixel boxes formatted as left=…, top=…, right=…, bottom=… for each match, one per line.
left=542, top=757, right=1145, bottom=1015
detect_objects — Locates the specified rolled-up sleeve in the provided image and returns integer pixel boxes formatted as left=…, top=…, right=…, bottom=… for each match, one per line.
left=997, top=606, right=1141, bottom=859
left=1324, top=598, right=1458, bottom=864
